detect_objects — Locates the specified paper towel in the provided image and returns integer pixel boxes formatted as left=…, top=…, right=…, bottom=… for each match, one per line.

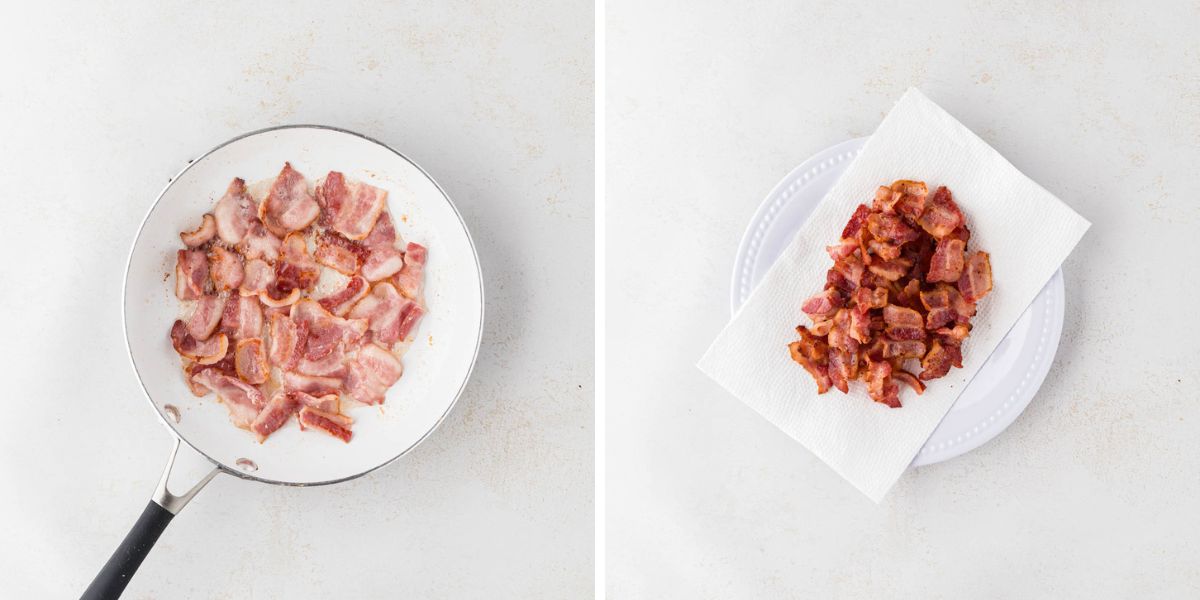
left=697, top=88, right=1091, bottom=502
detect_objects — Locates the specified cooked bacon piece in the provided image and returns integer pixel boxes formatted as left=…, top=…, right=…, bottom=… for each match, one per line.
left=292, top=391, right=339, bottom=413
left=826, top=309, right=860, bottom=355
left=259, top=162, right=319, bottom=237
left=865, top=360, right=901, bottom=408
left=788, top=326, right=831, bottom=394
left=959, top=251, right=993, bottom=303
left=185, top=295, right=225, bottom=341
left=219, top=295, right=264, bottom=340
left=291, top=299, right=369, bottom=360
left=918, top=186, right=964, bottom=239
left=920, top=284, right=976, bottom=329
left=927, top=238, right=966, bottom=283
left=866, top=239, right=902, bottom=261
left=841, top=204, right=871, bottom=239
left=171, top=320, right=229, bottom=364
left=891, top=180, right=928, bottom=221
left=316, top=276, right=369, bottom=316
left=234, top=338, right=269, bottom=385
left=832, top=253, right=866, bottom=288
left=853, top=286, right=889, bottom=310
left=250, top=391, right=300, bottom=440
left=892, top=369, right=925, bottom=395
left=826, top=349, right=855, bottom=394
left=191, top=369, right=265, bottom=427
left=919, top=339, right=963, bottom=380
left=259, top=287, right=302, bottom=308
left=283, top=371, right=342, bottom=396
left=298, top=406, right=353, bottom=443
left=238, top=220, right=282, bottom=262
left=347, top=282, right=413, bottom=346
left=883, top=338, right=926, bottom=359
left=260, top=234, right=319, bottom=303
left=207, top=246, right=244, bottom=291
left=882, top=305, right=925, bottom=341
left=936, top=323, right=971, bottom=344
left=267, top=313, right=308, bottom=371
left=867, top=213, right=920, bottom=245
left=317, top=171, right=388, bottom=240
left=180, top=214, right=216, bottom=247
left=944, top=225, right=971, bottom=245
left=360, top=212, right=405, bottom=281
left=175, top=249, right=208, bottom=300
left=239, top=258, right=276, bottom=297
left=866, top=257, right=912, bottom=281
left=213, top=178, right=257, bottom=245
left=314, top=230, right=368, bottom=275
left=395, top=243, right=427, bottom=299
left=342, top=343, right=404, bottom=405
left=827, top=239, right=858, bottom=261
left=802, top=289, right=843, bottom=319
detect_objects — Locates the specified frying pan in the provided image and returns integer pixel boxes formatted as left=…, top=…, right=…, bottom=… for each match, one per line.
left=82, top=126, right=484, bottom=599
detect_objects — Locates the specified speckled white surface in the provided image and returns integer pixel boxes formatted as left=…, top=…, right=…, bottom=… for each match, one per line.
left=607, top=1, right=1200, bottom=597
left=0, top=2, right=593, bottom=598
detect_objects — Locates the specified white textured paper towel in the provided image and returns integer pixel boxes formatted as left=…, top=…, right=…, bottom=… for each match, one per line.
left=698, top=89, right=1091, bottom=502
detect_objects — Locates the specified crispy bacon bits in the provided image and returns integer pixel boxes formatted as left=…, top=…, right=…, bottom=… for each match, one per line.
left=170, top=165, right=430, bottom=442
left=788, top=181, right=993, bottom=408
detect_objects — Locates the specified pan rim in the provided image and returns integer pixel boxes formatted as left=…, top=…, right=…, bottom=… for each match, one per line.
left=121, top=124, right=485, bottom=487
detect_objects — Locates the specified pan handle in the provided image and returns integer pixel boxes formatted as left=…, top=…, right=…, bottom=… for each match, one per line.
left=80, top=438, right=221, bottom=600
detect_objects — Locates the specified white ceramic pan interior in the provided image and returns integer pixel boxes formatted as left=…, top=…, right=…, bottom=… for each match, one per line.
left=123, top=126, right=484, bottom=485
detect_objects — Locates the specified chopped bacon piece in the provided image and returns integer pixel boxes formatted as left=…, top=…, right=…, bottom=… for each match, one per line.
left=297, top=406, right=353, bottom=442
left=360, top=212, right=405, bottom=281
left=238, top=220, right=282, bottom=262
left=342, top=343, right=403, bottom=405
left=919, top=339, right=963, bottom=380
left=191, top=369, right=265, bottom=428
left=316, top=275, right=369, bottom=317
left=239, top=258, right=276, bottom=297
left=317, top=171, right=388, bottom=240
left=826, top=309, right=859, bottom=355
left=180, top=214, right=216, bottom=247
left=883, top=338, right=926, bottom=359
left=921, top=284, right=976, bottom=329
left=832, top=253, right=866, bottom=288
left=917, top=186, right=964, bottom=239
left=220, top=295, right=264, bottom=340
left=891, top=180, right=928, bottom=221
left=827, top=349, right=854, bottom=394
left=802, top=289, right=843, bottom=319
left=183, top=347, right=235, bottom=397
left=283, top=371, right=342, bottom=397
left=314, top=230, right=369, bottom=275
left=866, top=239, right=902, bottom=261
left=959, top=251, right=993, bottom=303
left=827, top=239, right=858, bottom=261
left=296, top=343, right=348, bottom=378
left=882, top=305, right=925, bottom=341
left=250, top=391, right=300, bottom=440
left=207, top=246, right=244, bottom=292
left=936, top=323, right=971, bottom=344
left=291, top=299, right=368, bottom=360
left=234, top=338, right=269, bottom=385
left=259, top=162, right=319, bottom=237
left=841, top=204, right=871, bottom=239
left=867, top=213, right=920, bottom=245
left=267, top=313, right=308, bottom=371
left=186, top=295, right=225, bottom=341
left=170, top=320, right=228, bottom=364
left=866, top=360, right=901, bottom=408
left=259, top=287, right=302, bottom=308
left=213, top=178, right=257, bottom=245
left=347, top=282, right=414, bottom=346
left=867, top=257, right=912, bottom=281
left=788, top=327, right=831, bottom=394
left=892, top=370, right=925, bottom=395
left=394, top=243, right=427, bottom=299
left=175, top=249, right=208, bottom=301
left=927, top=238, right=966, bottom=283
left=292, top=391, right=339, bottom=413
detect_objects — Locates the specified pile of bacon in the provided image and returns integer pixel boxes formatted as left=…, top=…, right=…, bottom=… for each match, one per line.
left=170, top=163, right=427, bottom=442
left=789, top=180, right=992, bottom=408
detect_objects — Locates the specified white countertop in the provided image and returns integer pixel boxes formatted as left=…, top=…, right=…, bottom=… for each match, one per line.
left=607, top=1, right=1200, bottom=597
left=0, top=1, right=593, bottom=598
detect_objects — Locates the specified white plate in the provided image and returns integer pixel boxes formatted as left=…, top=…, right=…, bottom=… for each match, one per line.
left=125, top=126, right=484, bottom=485
left=731, top=138, right=1064, bottom=467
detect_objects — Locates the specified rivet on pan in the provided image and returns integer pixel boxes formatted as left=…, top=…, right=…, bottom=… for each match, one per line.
left=235, top=458, right=258, bottom=472
left=163, top=404, right=181, bottom=423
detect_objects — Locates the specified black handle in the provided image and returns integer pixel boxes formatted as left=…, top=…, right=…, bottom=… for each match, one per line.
left=80, top=500, right=175, bottom=600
